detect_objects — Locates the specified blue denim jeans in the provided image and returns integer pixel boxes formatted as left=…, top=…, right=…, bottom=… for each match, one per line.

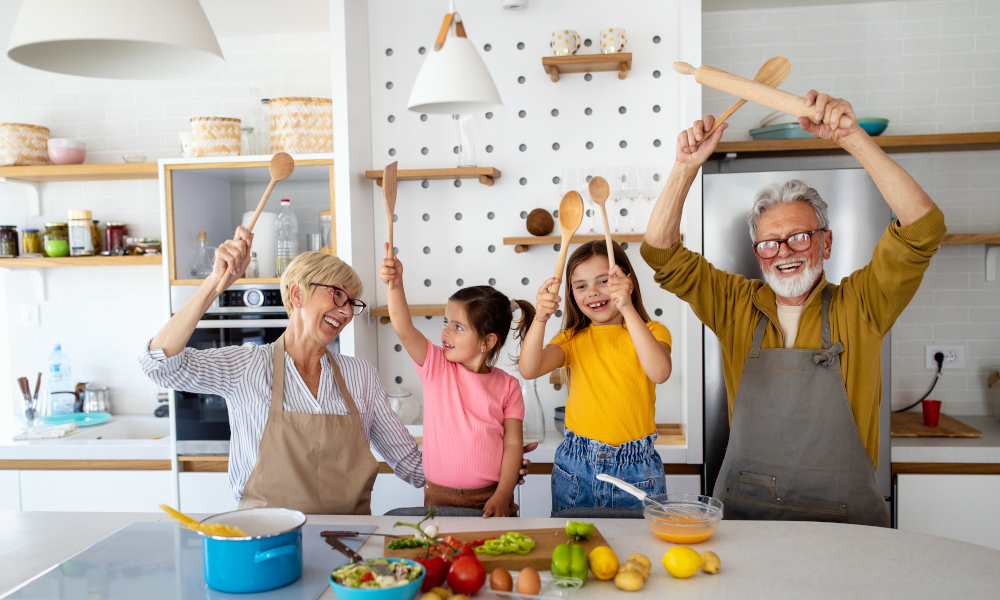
left=550, top=430, right=666, bottom=515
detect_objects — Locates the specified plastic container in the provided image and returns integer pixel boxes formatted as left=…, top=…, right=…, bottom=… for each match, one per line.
left=642, top=494, right=724, bottom=544
left=922, top=399, right=942, bottom=427
left=43, top=223, right=69, bottom=257
left=275, top=199, right=299, bottom=277
left=68, top=210, right=94, bottom=256
left=47, top=344, right=75, bottom=416
left=46, top=138, right=86, bottom=165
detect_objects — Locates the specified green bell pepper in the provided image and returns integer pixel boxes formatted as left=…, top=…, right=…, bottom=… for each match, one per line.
left=551, top=542, right=589, bottom=580
left=564, top=521, right=594, bottom=541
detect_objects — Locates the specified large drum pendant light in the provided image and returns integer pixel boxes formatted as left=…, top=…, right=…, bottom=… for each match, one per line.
left=407, top=8, right=502, bottom=114
left=7, top=0, right=225, bottom=79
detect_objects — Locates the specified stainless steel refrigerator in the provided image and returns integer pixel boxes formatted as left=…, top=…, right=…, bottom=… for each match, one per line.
left=701, top=168, right=893, bottom=507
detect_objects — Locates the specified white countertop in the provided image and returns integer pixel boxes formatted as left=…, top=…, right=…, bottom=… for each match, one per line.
left=3, top=512, right=998, bottom=599
left=0, top=416, right=171, bottom=461
left=891, top=415, right=1000, bottom=463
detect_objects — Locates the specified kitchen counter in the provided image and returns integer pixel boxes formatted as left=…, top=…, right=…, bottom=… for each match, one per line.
left=0, top=416, right=171, bottom=462
left=892, top=416, right=1000, bottom=464
left=3, top=512, right=998, bottom=599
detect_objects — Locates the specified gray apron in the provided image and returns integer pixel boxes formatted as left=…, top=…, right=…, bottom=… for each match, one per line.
left=712, top=286, right=889, bottom=527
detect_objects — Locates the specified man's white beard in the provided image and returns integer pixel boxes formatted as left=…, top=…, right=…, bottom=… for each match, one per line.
left=763, top=258, right=823, bottom=299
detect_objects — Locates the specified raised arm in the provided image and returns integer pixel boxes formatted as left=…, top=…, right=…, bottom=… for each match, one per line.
left=608, top=266, right=672, bottom=384
left=379, top=245, right=428, bottom=366
left=518, top=277, right=566, bottom=380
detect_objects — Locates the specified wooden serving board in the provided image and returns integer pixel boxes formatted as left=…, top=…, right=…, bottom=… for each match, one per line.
left=891, top=413, right=982, bottom=438
left=383, top=527, right=608, bottom=571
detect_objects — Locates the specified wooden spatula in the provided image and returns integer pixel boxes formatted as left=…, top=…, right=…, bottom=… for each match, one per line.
left=216, top=152, right=295, bottom=293
left=696, top=56, right=790, bottom=146
left=382, top=161, right=398, bottom=290
left=550, top=191, right=584, bottom=293
left=587, top=176, right=615, bottom=269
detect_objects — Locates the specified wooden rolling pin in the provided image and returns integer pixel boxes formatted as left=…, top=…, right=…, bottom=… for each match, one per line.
left=673, top=62, right=853, bottom=129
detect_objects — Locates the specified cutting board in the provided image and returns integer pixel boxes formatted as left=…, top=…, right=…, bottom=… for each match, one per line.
left=383, top=527, right=608, bottom=571
left=890, top=412, right=983, bottom=438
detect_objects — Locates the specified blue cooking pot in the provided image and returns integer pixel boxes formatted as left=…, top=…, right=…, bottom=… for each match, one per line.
left=199, top=507, right=306, bottom=593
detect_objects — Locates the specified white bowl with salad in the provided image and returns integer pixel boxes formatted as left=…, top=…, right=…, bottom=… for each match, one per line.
left=329, top=558, right=425, bottom=599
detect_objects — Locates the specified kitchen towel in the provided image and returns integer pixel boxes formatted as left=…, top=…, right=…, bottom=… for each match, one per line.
left=14, top=423, right=78, bottom=440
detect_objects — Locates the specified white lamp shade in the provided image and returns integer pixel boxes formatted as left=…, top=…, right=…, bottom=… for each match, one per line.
left=407, top=34, right=502, bottom=114
left=7, top=0, right=225, bottom=79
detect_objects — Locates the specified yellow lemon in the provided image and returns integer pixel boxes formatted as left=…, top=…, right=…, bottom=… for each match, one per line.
left=661, top=546, right=703, bottom=579
left=588, top=546, right=620, bottom=581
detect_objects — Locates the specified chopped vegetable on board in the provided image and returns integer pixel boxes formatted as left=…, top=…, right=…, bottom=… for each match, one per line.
left=565, top=521, right=594, bottom=541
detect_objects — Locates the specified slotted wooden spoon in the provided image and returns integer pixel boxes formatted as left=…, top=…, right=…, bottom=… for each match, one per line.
left=696, top=56, right=791, bottom=146
left=587, top=176, right=614, bottom=269
left=550, top=191, right=584, bottom=293
left=215, top=152, right=295, bottom=293
left=382, top=161, right=398, bottom=290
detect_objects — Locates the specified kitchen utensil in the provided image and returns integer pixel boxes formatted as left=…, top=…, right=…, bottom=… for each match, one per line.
left=587, top=176, right=614, bottom=269
left=384, top=527, right=610, bottom=572
left=199, top=508, right=306, bottom=593
left=596, top=473, right=672, bottom=513
left=82, top=385, right=110, bottom=413
left=159, top=504, right=247, bottom=537
left=17, top=376, right=34, bottom=422
left=216, top=152, right=294, bottom=293
left=642, top=494, right=724, bottom=544
left=549, top=191, right=584, bottom=293
left=673, top=61, right=853, bottom=130
left=325, top=534, right=394, bottom=577
left=40, top=412, right=110, bottom=427
left=382, top=161, right=398, bottom=290
left=328, top=558, right=425, bottom=600
left=321, top=530, right=403, bottom=539
left=890, top=412, right=982, bottom=437
left=698, top=56, right=790, bottom=146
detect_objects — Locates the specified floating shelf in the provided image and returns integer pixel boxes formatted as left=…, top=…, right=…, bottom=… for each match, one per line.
left=941, top=233, right=1000, bottom=245
left=0, top=255, right=162, bottom=268
left=371, top=304, right=445, bottom=325
left=171, top=277, right=279, bottom=286
left=504, top=234, right=645, bottom=253
left=542, top=53, right=632, bottom=82
left=712, top=132, right=1000, bottom=158
left=0, top=163, right=158, bottom=183
left=365, top=167, right=501, bottom=187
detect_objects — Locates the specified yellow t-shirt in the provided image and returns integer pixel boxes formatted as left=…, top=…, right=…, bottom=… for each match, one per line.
left=549, top=321, right=672, bottom=447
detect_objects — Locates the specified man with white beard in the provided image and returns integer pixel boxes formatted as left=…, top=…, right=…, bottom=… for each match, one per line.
left=641, top=91, right=945, bottom=527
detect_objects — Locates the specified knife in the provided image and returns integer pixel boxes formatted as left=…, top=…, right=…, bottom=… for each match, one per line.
left=321, top=530, right=401, bottom=539
left=325, top=535, right=394, bottom=577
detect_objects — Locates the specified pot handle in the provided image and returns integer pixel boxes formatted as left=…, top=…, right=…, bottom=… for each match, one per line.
left=254, top=544, right=297, bottom=564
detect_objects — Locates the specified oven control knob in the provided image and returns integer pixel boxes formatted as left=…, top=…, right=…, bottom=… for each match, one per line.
left=243, top=289, right=265, bottom=308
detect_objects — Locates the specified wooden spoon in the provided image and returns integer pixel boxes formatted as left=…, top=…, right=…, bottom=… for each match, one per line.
left=382, top=161, right=398, bottom=290
left=215, top=152, right=295, bottom=293
left=696, top=56, right=790, bottom=146
left=159, top=504, right=247, bottom=537
left=587, top=176, right=614, bottom=269
left=550, top=191, right=584, bottom=293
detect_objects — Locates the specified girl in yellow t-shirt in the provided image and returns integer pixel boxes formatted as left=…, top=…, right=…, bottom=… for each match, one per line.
left=519, top=241, right=672, bottom=515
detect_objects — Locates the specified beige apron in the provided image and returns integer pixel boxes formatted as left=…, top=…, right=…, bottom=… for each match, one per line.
left=238, top=335, right=379, bottom=515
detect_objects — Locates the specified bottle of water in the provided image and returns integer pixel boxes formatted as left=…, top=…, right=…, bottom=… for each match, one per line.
left=275, top=198, right=299, bottom=276
left=48, top=344, right=75, bottom=416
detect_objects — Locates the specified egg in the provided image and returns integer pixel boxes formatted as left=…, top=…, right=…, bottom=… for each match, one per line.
left=490, top=568, right=513, bottom=591
left=515, top=568, right=542, bottom=595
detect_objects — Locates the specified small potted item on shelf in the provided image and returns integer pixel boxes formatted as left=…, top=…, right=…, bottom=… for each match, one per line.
left=43, top=223, right=69, bottom=257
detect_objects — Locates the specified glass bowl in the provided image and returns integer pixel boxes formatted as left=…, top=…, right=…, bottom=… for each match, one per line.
left=122, top=154, right=146, bottom=163
left=642, top=494, right=723, bottom=544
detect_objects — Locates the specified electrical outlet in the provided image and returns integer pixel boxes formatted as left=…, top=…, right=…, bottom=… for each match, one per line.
left=17, top=304, right=39, bottom=327
left=926, top=345, right=965, bottom=370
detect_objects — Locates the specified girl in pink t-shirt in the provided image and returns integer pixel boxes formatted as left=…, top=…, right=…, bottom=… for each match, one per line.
left=381, top=246, right=534, bottom=517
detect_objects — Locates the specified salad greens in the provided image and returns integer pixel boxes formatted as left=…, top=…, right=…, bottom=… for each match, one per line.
left=331, top=559, right=423, bottom=589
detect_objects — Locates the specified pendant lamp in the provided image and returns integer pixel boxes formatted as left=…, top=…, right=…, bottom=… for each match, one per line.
left=407, top=7, right=502, bottom=114
left=7, top=0, right=225, bottom=80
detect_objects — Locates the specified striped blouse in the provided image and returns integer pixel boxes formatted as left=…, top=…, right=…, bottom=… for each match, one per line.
left=138, top=341, right=424, bottom=501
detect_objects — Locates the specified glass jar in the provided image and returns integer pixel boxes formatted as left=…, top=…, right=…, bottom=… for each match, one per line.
left=318, top=210, right=333, bottom=255
left=0, top=226, right=18, bottom=258
left=21, top=229, right=42, bottom=256
left=68, top=210, right=94, bottom=256
left=91, top=220, right=102, bottom=254
left=519, top=376, right=546, bottom=444
left=105, top=222, right=128, bottom=255
left=43, top=223, right=69, bottom=257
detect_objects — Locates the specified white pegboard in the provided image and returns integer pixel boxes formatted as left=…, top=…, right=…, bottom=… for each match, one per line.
left=365, top=0, right=697, bottom=433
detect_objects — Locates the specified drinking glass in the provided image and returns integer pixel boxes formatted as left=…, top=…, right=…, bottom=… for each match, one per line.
left=620, top=165, right=641, bottom=233
left=453, top=114, right=478, bottom=167
left=581, top=167, right=604, bottom=234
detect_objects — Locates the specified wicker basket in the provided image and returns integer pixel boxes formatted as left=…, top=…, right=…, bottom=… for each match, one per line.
left=190, top=117, right=241, bottom=157
left=0, top=123, right=50, bottom=166
left=269, top=97, right=333, bottom=153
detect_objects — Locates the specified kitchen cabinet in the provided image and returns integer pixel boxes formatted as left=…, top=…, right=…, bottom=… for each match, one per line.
left=370, top=473, right=425, bottom=516
left=19, top=470, right=172, bottom=512
left=897, top=474, right=1000, bottom=551
left=0, top=471, right=21, bottom=510
left=178, top=472, right=238, bottom=514
left=517, top=474, right=702, bottom=517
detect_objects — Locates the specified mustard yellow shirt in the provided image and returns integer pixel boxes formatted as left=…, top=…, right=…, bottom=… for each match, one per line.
left=549, top=321, right=672, bottom=447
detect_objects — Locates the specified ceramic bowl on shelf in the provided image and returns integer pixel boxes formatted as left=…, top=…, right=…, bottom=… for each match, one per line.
left=750, top=118, right=890, bottom=140
left=122, top=154, right=146, bottom=163
left=46, top=138, right=86, bottom=165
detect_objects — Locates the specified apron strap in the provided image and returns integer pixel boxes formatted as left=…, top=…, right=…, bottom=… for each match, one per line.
left=270, top=334, right=287, bottom=413
left=327, top=351, right=362, bottom=416
left=813, top=286, right=845, bottom=366
left=749, top=313, right=768, bottom=358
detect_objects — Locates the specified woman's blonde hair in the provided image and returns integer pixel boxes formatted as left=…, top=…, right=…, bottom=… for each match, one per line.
left=279, top=252, right=364, bottom=313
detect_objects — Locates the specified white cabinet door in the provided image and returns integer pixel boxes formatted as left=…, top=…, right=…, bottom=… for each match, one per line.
left=897, top=474, right=1000, bottom=550
left=179, top=472, right=239, bottom=515
left=0, top=471, right=20, bottom=510
left=519, top=475, right=553, bottom=518
left=370, top=473, right=425, bottom=516
left=20, top=471, right=172, bottom=512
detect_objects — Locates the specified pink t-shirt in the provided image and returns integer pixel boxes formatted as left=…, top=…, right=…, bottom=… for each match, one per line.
left=415, top=338, right=525, bottom=489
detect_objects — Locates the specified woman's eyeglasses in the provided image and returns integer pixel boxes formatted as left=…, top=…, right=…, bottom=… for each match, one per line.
left=753, top=229, right=825, bottom=259
left=310, top=283, right=367, bottom=315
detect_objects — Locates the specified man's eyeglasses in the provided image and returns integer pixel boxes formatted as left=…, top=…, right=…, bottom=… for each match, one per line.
left=310, top=283, right=367, bottom=315
left=753, top=229, right=825, bottom=259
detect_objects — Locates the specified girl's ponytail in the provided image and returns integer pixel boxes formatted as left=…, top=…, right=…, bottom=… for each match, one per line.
left=509, top=299, right=535, bottom=365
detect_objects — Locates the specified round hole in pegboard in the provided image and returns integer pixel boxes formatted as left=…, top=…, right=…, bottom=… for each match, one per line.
left=453, top=146, right=459, bottom=154
left=521, top=277, right=529, bottom=285
left=553, top=243, right=561, bottom=251
left=484, top=43, right=492, bottom=51
left=386, top=48, right=393, bottom=56
left=552, top=142, right=560, bottom=151
left=386, top=81, right=393, bottom=89
left=584, top=73, right=593, bottom=81
left=518, top=110, right=526, bottom=118
left=488, top=245, right=496, bottom=253
left=517, top=41, right=525, bottom=50
left=389, top=148, right=396, bottom=156
left=520, top=211, right=528, bottom=219
left=519, top=144, right=527, bottom=152
left=619, top=106, right=627, bottom=114
left=393, top=214, right=398, bottom=222
left=622, top=242, right=629, bottom=250
left=586, top=208, right=592, bottom=217
left=620, top=208, right=628, bottom=217
left=423, top=279, right=432, bottom=287
left=422, top=213, right=430, bottom=221
left=585, top=174, right=592, bottom=182
left=425, top=316, right=432, bottom=320
left=585, top=107, right=593, bottom=115
left=584, top=38, right=592, bottom=47
left=586, top=141, right=594, bottom=149
left=454, top=180, right=462, bottom=187
left=653, top=139, right=661, bottom=147
left=421, top=147, right=429, bottom=155
left=653, top=173, right=661, bottom=182
left=418, top=46, right=426, bottom=54
left=519, top=177, right=527, bottom=185
left=485, top=145, right=493, bottom=153
left=654, top=308, right=663, bottom=316
left=421, top=180, right=429, bottom=188
left=395, top=376, right=403, bottom=383
left=553, top=209, right=559, bottom=218
left=551, top=109, right=559, bottom=117
left=653, top=70, right=661, bottom=78
left=420, top=113, right=428, bottom=121
left=552, top=176, right=560, bottom=184
left=455, top=246, right=463, bottom=253
left=653, top=105, right=661, bottom=113
left=457, top=278, right=464, bottom=286
left=556, top=309, right=563, bottom=317
left=392, top=246, right=398, bottom=254
left=485, top=111, right=493, bottom=119
left=653, top=35, right=661, bottom=44
left=488, top=212, right=495, bottom=220
left=489, top=278, right=497, bottom=285
left=518, top=76, right=526, bottom=84
left=455, top=212, right=462, bottom=220
left=619, top=140, right=627, bottom=148
left=388, top=115, right=395, bottom=123
left=394, top=344, right=402, bottom=352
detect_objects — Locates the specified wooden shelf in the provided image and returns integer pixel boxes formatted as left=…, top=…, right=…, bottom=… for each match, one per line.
left=712, top=132, right=1000, bottom=158
left=542, top=53, right=632, bottom=82
left=365, top=167, right=501, bottom=187
left=0, top=163, right=158, bottom=183
left=0, top=255, right=162, bottom=268
left=504, top=234, right=644, bottom=253
left=171, top=277, right=279, bottom=285
left=941, top=233, right=1000, bottom=245
left=371, top=304, right=445, bottom=325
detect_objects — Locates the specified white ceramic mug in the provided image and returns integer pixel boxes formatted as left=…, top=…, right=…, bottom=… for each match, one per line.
left=601, top=28, right=627, bottom=53
left=178, top=131, right=194, bottom=158
left=551, top=30, right=581, bottom=56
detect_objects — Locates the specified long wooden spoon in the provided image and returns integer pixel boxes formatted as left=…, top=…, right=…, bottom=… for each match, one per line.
left=696, top=56, right=790, bottom=146
left=215, top=152, right=295, bottom=293
left=587, top=176, right=615, bottom=269
left=159, top=504, right=247, bottom=537
left=550, top=191, right=584, bottom=293
left=382, top=161, right=398, bottom=290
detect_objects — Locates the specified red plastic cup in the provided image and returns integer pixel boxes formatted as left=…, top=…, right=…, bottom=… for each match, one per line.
left=922, top=399, right=942, bottom=427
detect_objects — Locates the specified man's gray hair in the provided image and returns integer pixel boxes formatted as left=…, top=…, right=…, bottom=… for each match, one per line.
left=747, top=179, right=829, bottom=244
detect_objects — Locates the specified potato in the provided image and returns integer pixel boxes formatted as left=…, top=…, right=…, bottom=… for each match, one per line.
left=429, top=588, right=452, bottom=599
left=450, top=596, right=472, bottom=600
left=419, top=594, right=441, bottom=600
left=614, top=570, right=645, bottom=591
left=627, top=553, right=652, bottom=571
left=618, top=560, right=650, bottom=580
left=701, top=551, right=721, bottom=574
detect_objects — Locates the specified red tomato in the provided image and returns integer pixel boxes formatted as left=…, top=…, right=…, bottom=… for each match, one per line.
left=416, top=556, right=448, bottom=592
left=447, top=555, right=486, bottom=595
left=360, top=572, right=374, bottom=583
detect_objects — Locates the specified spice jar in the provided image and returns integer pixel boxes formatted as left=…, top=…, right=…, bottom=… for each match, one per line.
left=0, top=226, right=18, bottom=258
left=91, top=220, right=102, bottom=254
left=68, top=210, right=95, bottom=256
left=43, top=223, right=69, bottom=257
left=21, top=229, right=42, bottom=256
left=318, top=210, right=333, bottom=255
left=105, top=222, right=128, bottom=255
